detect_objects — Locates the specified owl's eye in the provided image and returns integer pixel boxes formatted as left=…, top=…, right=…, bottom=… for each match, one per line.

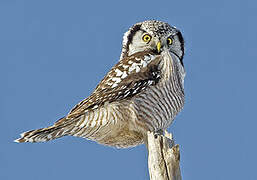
left=167, top=37, right=173, bottom=45
left=142, top=34, right=152, bottom=43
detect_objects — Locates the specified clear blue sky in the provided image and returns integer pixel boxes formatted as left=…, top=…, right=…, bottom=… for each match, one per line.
left=1, top=0, right=256, bottom=179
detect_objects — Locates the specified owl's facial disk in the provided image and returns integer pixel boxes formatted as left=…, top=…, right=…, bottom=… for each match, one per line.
left=121, top=20, right=184, bottom=65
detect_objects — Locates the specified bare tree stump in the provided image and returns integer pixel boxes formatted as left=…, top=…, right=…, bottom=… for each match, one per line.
left=147, top=131, right=182, bottom=180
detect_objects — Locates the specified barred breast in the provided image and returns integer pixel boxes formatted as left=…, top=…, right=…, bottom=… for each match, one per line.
left=131, top=51, right=185, bottom=133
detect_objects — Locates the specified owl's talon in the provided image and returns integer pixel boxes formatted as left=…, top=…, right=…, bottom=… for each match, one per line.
left=153, top=129, right=164, bottom=138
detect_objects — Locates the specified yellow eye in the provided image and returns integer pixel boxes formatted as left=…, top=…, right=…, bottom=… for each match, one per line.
left=167, top=37, right=173, bottom=45
left=142, top=34, right=152, bottom=43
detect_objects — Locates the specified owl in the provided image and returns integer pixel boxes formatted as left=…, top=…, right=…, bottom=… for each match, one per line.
left=15, top=20, right=185, bottom=148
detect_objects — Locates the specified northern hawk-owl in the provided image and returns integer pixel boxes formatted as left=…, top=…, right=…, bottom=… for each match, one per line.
left=15, top=20, right=185, bottom=148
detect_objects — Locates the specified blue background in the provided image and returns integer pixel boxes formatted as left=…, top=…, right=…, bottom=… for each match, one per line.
left=1, top=0, right=256, bottom=179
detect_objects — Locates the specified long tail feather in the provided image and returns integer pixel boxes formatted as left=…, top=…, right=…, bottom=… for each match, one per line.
left=14, top=117, right=77, bottom=143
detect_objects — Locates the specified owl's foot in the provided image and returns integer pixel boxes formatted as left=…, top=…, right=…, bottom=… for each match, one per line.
left=154, top=129, right=164, bottom=139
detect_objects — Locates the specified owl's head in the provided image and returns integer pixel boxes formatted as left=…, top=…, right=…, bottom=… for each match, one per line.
left=120, top=20, right=184, bottom=66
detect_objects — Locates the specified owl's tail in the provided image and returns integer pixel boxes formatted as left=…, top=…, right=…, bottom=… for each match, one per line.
left=14, top=117, right=78, bottom=143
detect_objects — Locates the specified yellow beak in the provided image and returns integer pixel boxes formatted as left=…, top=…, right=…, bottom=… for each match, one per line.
left=157, top=41, right=161, bottom=53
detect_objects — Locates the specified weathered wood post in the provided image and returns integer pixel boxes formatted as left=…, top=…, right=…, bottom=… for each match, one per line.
left=147, top=131, right=182, bottom=180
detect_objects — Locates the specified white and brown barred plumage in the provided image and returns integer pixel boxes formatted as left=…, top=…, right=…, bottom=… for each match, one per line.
left=15, top=20, right=186, bottom=148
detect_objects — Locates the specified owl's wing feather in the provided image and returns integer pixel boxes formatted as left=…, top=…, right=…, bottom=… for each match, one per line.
left=14, top=52, right=161, bottom=144
left=68, top=51, right=161, bottom=118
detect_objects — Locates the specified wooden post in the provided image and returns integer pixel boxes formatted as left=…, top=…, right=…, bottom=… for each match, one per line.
left=147, top=131, right=182, bottom=180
